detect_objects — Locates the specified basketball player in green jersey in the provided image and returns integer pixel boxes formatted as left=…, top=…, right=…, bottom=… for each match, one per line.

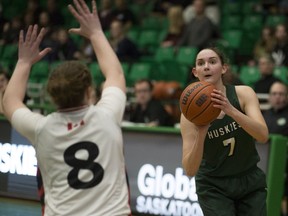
left=180, top=47, right=269, bottom=216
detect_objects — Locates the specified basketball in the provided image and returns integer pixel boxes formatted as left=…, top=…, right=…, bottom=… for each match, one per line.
left=179, top=81, right=221, bottom=125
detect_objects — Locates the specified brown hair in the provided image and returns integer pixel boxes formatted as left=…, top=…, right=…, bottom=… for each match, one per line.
left=47, top=61, right=93, bottom=109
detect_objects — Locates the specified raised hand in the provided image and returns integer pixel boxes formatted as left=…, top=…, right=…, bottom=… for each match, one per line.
left=68, top=0, right=102, bottom=39
left=18, top=25, right=51, bottom=65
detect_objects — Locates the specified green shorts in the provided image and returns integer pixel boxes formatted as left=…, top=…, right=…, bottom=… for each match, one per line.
left=195, top=167, right=267, bottom=216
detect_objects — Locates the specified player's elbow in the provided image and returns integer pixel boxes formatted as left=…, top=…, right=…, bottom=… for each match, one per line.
left=182, top=161, right=197, bottom=177
left=257, top=134, right=269, bottom=143
left=256, top=129, right=269, bottom=143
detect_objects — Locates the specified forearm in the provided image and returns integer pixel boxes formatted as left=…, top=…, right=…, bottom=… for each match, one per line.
left=90, top=33, right=123, bottom=78
left=3, top=60, right=31, bottom=120
left=182, top=131, right=205, bottom=176
left=182, top=125, right=208, bottom=177
left=230, top=107, right=269, bottom=143
left=0, top=92, right=3, bottom=114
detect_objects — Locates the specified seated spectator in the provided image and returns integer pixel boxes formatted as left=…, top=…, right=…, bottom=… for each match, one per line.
left=129, top=79, right=174, bottom=127
left=45, top=0, right=64, bottom=27
left=38, top=11, right=54, bottom=39
left=152, top=0, right=190, bottom=16
left=262, top=81, right=288, bottom=216
left=271, top=23, right=288, bottom=67
left=0, top=4, right=7, bottom=36
left=263, top=81, right=288, bottom=136
left=111, top=0, right=137, bottom=31
left=99, top=0, right=114, bottom=31
left=46, top=28, right=82, bottom=61
left=253, top=26, right=276, bottom=62
left=161, top=5, right=185, bottom=48
left=108, top=19, right=140, bottom=62
left=0, top=16, right=22, bottom=45
left=177, top=0, right=218, bottom=50
left=183, top=0, right=220, bottom=25
left=26, top=0, right=43, bottom=24
left=254, top=56, right=280, bottom=94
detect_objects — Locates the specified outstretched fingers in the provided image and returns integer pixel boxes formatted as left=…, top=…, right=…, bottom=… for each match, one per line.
left=25, top=25, right=33, bottom=44
left=68, top=3, right=81, bottom=22
left=79, top=0, right=92, bottom=14
left=36, top=27, right=46, bottom=45
left=73, top=0, right=86, bottom=16
left=19, top=30, right=24, bottom=45
left=30, top=25, right=38, bottom=45
left=92, top=0, right=97, bottom=15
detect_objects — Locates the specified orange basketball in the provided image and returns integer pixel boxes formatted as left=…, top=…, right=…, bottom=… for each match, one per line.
left=179, top=81, right=221, bottom=125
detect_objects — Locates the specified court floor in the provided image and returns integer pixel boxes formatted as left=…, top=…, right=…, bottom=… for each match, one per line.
left=0, top=197, right=146, bottom=216
left=0, top=197, right=41, bottom=216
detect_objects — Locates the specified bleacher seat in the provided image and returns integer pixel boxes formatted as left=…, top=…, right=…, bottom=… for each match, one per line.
left=154, top=47, right=175, bottom=62
left=220, top=15, right=242, bottom=31
left=137, top=29, right=162, bottom=54
left=30, top=61, right=50, bottom=83
left=89, top=63, right=105, bottom=86
left=175, top=47, right=198, bottom=67
left=129, top=62, right=152, bottom=86
left=1, top=44, right=18, bottom=61
left=265, top=15, right=287, bottom=27
left=239, top=66, right=261, bottom=87
left=274, top=66, right=288, bottom=84
left=222, top=30, right=243, bottom=50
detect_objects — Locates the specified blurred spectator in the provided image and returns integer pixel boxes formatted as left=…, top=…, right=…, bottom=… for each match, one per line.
left=108, top=19, right=140, bottom=62
left=177, top=0, right=218, bottom=50
left=111, top=0, right=137, bottom=31
left=99, top=0, right=114, bottom=31
left=78, top=38, right=96, bottom=63
left=49, top=28, right=82, bottom=61
left=0, top=16, right=23, bottom=45
left=262, top=67, right=288, bottom=216
left=46, top=0, right=64, bottom=27
left=253, top=26, right=276, bottom=61
left=23, top=10, right=35, bottom=29
left=271, top=23, right=288, bottom=66
left=152, top=0, right=190, bottom=16
left=38, top=11, right=54, bottom=38
left=254, top=56, right=280, bottom=93
left=161, top=5, right=185, bottom=48
left=279, top=0, right=288, bottom=15
left=0, top=3, right=7, bottom=36
left=129, top=79, right=174, bottom=127
left=25, top=0, right=43, bottom=24
left=183, top=0, right=220, bottom=25
left=263, top=81, right=288, bottom=136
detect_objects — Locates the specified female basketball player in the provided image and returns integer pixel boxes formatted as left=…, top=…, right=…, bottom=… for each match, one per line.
left=2, top=0, right=131, bottom=215
left=180, top=47, right=269, bottom=216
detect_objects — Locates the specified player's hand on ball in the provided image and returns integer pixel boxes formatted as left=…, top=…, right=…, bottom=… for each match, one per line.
left=211, top=89, right=234, bottom=116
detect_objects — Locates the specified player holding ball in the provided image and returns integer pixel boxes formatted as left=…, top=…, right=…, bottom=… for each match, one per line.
left=180, top=47, right=269, bottom=216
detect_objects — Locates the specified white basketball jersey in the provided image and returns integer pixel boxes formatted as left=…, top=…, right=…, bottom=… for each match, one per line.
left=11, top=87, right=131, bottom=216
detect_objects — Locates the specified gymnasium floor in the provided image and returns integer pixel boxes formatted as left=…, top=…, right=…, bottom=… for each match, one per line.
left=0, top=197, right=146, bottom=216
left=0, top=197, right=41, bottom=216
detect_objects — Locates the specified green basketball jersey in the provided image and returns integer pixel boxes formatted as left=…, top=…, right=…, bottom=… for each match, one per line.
left=198, top=85, right=260, bottom=177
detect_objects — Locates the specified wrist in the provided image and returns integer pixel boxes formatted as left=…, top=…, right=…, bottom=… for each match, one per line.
left=89, top=31, right=105, bottom=41
left=16, top=60, right=33, bottom=69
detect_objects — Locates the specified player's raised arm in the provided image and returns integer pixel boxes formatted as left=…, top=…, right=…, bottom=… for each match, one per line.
left=68, top=0, right=125, bottom=93
left=3, top=25, right=51, bottom=121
